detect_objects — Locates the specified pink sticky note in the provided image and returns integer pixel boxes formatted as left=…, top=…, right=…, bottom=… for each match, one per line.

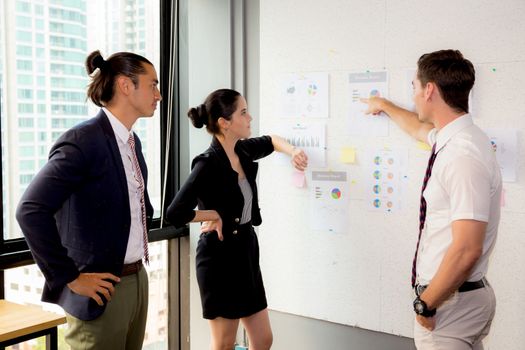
left=292, top=170, right=306, bottom=188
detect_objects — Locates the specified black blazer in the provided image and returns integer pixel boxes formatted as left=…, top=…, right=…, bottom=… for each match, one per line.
left=16, top=110, right=153, bottom=321
left=166, top=136, right=274, bottom=235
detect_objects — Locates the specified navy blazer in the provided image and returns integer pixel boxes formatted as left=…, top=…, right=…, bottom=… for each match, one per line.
left=166, top=136, right=274, bottom=235
left=16, top=110, right=153, bottom=321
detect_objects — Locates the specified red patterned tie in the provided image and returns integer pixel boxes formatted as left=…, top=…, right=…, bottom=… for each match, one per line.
left=411, top=143, right=438, bottom=287
left=127, top=134, right=149, bottom=264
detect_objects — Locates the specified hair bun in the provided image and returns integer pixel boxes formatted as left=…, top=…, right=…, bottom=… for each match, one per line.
left=93, top=55, right=106, bottom=70
left=196, top=104, right=207, bottom=125
left=188, top=104, right=208, bottom=129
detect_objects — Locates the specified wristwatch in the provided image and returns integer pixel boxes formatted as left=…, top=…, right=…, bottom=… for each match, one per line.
left=413, top=296, right=436, bottom=317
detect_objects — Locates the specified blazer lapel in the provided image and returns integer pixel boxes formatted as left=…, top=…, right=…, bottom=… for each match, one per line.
left=95, top=110, right=130, bottom=206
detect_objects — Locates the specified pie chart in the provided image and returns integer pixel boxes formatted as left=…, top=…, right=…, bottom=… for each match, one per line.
left=331, top=188, right=342, bottom=199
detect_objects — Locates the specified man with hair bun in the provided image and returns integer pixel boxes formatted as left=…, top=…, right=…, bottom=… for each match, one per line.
left=16, top=50, right=162, bottom=349
left=167, top=88, right=308, bottom=350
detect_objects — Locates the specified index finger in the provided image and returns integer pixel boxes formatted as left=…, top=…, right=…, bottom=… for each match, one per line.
left=359, top=98, right=369, bottom=104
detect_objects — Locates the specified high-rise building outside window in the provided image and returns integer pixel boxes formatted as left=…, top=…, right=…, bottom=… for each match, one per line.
left=0, top=0, right=166, bottom=348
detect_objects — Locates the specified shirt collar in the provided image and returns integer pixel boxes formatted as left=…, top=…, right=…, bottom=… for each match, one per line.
left=434, top=114, right=473, bottom=152
left=103, top=107, right=133, bottom=144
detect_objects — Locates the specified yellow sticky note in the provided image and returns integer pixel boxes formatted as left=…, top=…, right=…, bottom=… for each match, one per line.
left=292, top=170, right=306, bottom=188
left=339, top=147, right=356, bottom=164
left=417, top=141, right=432, bottom=151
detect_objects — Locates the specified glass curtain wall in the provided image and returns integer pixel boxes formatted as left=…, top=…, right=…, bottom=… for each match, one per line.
left=0, top=0, right=167, bottom=348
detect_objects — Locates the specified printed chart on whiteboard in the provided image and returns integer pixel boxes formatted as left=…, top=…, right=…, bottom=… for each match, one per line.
left=364, top=148, right=408, bottom=212
left=348, top=71, right=389, bottom=136
left=484, top=128, right=518, bottom=182
left=278, top=72, right=329, bottom=118
left=275, top=121, right=326, bottom=168
left=310, top=171, right=349, bottom=233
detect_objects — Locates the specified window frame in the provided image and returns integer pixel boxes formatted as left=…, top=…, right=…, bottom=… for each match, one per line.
left=0, top=0, right=188, bottom=280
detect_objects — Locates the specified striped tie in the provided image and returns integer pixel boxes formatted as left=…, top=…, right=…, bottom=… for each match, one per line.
left=127, top=134, right=149, bottom=264
left=411, top=143, right=438, bottom=287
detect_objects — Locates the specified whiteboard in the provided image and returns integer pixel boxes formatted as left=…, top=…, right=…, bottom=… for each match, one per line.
left=257, top=1, right=525, bottom=348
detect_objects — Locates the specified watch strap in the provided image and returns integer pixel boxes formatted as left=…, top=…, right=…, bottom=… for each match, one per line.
left=413, top=296, right=436, bottom=317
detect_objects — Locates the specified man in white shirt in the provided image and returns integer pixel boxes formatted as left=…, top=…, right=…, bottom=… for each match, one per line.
left=361, top=49, right=501, bottom=350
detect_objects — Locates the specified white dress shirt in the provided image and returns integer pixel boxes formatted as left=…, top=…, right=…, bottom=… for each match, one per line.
left=417, top=114, right=502, bottom=284
left=103, top=107, right=145, bottom=264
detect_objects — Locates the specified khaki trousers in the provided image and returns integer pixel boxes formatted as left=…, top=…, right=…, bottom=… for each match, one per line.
left=414, top=281, right=496, bottom=350
left=65, top=267, right=149, bottom=350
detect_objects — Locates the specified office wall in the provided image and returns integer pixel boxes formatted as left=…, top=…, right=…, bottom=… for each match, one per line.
left=182, top=0, right=525, bottom=349
left=183, top=1, right=414, bottom=349
left=257, top=1, right=525, bottom=349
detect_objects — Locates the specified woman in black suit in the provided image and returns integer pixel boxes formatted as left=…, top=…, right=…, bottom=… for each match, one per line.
left=167, top=89, right=307, bottom=350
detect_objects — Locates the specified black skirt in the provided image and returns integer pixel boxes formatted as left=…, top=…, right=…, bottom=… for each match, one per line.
left=195, top=222, right=267, bottom=319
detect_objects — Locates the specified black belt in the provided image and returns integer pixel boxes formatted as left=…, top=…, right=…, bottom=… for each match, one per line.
left=415, top=279, right=485, bottom=296
left=121, top=260, right=143, bottom=277
left=458, top=279, right=485, bottom=292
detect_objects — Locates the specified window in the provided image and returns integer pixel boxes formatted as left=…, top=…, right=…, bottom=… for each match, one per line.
left=20, top=160, right=35, bottom=171
left=17, top=74, right=33, bottom=85
left=35, top=33, right=45, bottom=44
left=51, top=117, right=84, bottom=128
left=20, top=174, right=34, bottom=185
left=18, top=89, right=33, bottom=99
left=1, top=1, right=179, bottom=349
left=49, top=8, right=86, bottom=23
left=49, top=35, right=86, bottom=50
left=37, top=118, right=46, bottom=128
left=16, top=45, right=32, bottom=56
left=18, top=118, right=34, bottom=127
left=17, top=60, right=33, bottom=70
left=16, top=30, right=32, bottom=42
left=18, top=104, right=34, bottom=113
left=16, top=16, right=32, bottom=28
left=50, top=0, right=86, bottom=8
left=51, top=90, right=84, bottom=101
left=50, top=22, right=86, bottom=36
left=35, top=19, right=44, bottom=30
left=50, top=49, right=85, bottom=62
left=3, top=0, right=167, bottom=261
left=34, top=4, right=44, bottom=15
left=16, top=1, right=31, bottom=13
left=50, top=63, right=85, bottom=76
left=50, top=104, right=87, bottom=115
left=19, top=132, right=34, bottom=142
left=50, top=77, right=87, bottom=89
left=38, top=145, right=48, bottom=156
left=19, top=147, right=35, bottom=157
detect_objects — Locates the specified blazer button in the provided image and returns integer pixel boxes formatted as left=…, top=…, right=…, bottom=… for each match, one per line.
left=233, top=230, right=238, bottom=235
left=235, top=218, right=240, bottom=223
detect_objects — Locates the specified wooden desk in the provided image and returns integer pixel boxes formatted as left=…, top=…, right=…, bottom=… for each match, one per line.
left=0, top=300, right=66, bottom=350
